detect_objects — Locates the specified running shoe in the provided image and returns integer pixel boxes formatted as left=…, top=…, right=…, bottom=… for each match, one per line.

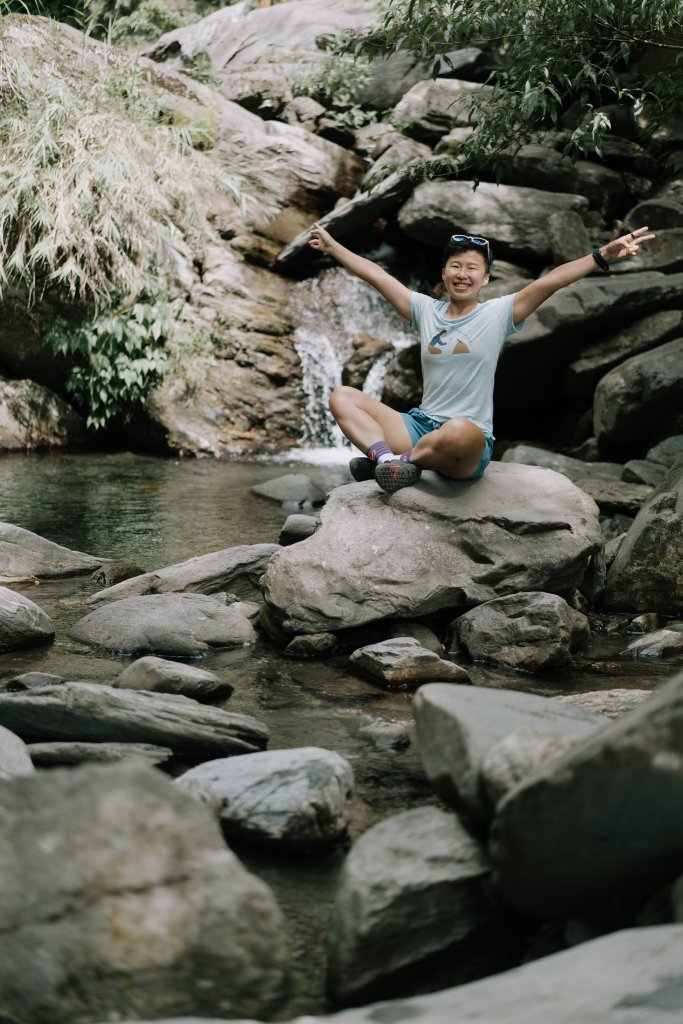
left=349, top=456, right=377, bottom=482
left=375, top=460, right=422, bottom=492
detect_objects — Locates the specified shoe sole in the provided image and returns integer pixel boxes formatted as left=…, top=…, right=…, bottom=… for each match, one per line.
left=375, top=462, right=422, bottom=492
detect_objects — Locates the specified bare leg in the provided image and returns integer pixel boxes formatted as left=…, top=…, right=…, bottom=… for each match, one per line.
left=411, top=417, right=486, bottom=479
left=329, top=386, right=412, bottom=453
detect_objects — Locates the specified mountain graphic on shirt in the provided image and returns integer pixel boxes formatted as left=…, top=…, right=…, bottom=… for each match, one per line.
left=452, top=339, right=470, bottom=354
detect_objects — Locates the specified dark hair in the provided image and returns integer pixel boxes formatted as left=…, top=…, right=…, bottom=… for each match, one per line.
left=441, top=239, right=493, bottom=273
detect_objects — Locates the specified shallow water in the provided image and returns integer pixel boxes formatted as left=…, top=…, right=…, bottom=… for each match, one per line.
left=0, top=450, right=679, bottom=1017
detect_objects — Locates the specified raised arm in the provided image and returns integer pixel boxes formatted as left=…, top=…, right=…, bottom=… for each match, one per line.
left=512, top=225, right=656, bottom=325
left=309, top=223, right=413, bottom=321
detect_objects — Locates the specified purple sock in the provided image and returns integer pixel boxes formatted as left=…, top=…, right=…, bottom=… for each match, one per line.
left=400, top=450, right=412, bottom=462
left=366, top=440, right=393, bottom=461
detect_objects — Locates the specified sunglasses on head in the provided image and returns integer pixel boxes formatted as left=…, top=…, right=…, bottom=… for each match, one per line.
left=449, top=234, right=491, bottom=261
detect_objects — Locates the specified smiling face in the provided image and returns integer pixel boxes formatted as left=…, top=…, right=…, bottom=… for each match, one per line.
left=441, top=248, right=490, bottom=307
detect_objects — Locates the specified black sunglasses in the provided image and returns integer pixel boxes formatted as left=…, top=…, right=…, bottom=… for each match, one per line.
left=449, top=234, right=491, bottom=262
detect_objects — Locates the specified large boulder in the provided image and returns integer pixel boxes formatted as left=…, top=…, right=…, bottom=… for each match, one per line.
left=0, top=762, right=289, bottom=1023
left=390, top=78, right=494, bottom=141
left=490, top=669, right=683, bottom=918
left=0, top=725, right=34, bottom=779
left=0, top=586, right=55, bottom=652
left=0, top=377, right=85, bottom=450
left=0, top=523, right=106, bottom=583
left=114, top=656, right=234, bottom=702
left=603, top=459, right=683, bottom=613
left=501, top=444, right=622, bottom=482
left=261, top=463, right=604, bottom=635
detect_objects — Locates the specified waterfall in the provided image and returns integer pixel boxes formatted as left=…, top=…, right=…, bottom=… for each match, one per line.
left=288, top=263, right=417, bottom=450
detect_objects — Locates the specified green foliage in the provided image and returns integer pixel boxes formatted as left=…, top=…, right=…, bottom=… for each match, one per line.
left=289, top=50, right=378, bottom=129
left=107, top=1, right=180, bottom=43
left=44, top=299, right=170, bottom=429
left=346, top=0, right=683, bottom=176
left=183, top=52, right=218, bottom=87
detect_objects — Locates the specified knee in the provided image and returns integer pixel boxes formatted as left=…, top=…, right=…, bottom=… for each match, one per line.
left=329, top=385, right=361, bottom=416
left=432, top=420, right=475, bottom=458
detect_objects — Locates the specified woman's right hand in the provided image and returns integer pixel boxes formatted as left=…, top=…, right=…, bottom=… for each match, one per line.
left=309, top=223, right=335, bottom=254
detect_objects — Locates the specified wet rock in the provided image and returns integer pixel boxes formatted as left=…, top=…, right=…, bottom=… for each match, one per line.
left=390, top=78, right=494, bottom=141
left=341, top=332, right=394, bottom=389
left=501, top=444, right=622, bottom=482
left=356, top=717, right=411, bottom=750
left=0, top=586, right=55, bottom=652
left=647, top=434, right=683, bottom=467
left=490, top=668, right=683, bottom=918
left=28, top=741, right=173, bottom=767
left=251, top=473, right=327, bottom=505
left=115, top=656, right=234, bottom=702
left=622, top=612, right=661, bottom=634
left=90, top=560, right=146, bottom=587
left=279, top=513, right=317, bottom=545
left=0, top=377, right=86, bottom=450
left=261, top=463, right=604, bottom=635
left=556, top=689, right=652, bottom=717
left=452, top=592, right=590, bottom=673
left=285, top=632, right=337, bottom=658
left=87, top=543, right=278, bottom=607
left=349, top=637, right=470, bottom=689
left=594, top=336, right=683, bottom=450
left=384, top=619, right=444, bottom=655
left=413, top=683, right=605, bottom=822
left=0, top=670, right=65, bottom=691
left=0, top=681, right=268, bottom=757
left=0, top=762, right=289, bottom=1023
left=573, top=477, right=654, bottom=516
left=0, top=522, right=106, bottom=583
left=621, top=458, right=668, bottom=487
left=621, top=628, right=683, bottom=659
left=481, top=730, right=580, bottom=807
left=327, top=806, right=491, bottom=1004
left=176, top=746, right=354, bottom=848
left=0, top=724, right=34, bottom=779
left=604, top=459, right=683, bottom=614
left=72, top=593, right=257, bottom=657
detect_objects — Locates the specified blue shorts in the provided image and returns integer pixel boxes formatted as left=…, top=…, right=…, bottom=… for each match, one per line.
left=400, top=407, right=494, bottom=481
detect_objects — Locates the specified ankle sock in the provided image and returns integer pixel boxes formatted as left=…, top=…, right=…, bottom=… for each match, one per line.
left=366, top=440, right=393, bottom=462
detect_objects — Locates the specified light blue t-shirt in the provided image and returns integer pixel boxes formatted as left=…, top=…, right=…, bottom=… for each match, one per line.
left=410, top=291, right=524, bottom=437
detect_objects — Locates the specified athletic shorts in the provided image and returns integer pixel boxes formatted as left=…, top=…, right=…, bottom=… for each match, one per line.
left=400, top=407, right=495, bottom=481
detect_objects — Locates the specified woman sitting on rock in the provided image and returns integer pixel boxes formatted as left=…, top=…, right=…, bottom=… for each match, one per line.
left=308, top=222, right=654, bottom=493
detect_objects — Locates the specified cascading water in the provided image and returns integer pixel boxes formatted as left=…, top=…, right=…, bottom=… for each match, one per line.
left=287, top=259, right=417, bottom=451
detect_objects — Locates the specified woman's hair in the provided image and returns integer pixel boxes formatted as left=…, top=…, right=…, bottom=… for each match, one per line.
left=441, top=238, right=493, bottom=273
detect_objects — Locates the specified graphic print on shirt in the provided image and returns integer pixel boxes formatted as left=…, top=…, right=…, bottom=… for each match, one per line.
left=452, top=338, right=471, bottom=354
left=427, top=329, right=448, bottom=354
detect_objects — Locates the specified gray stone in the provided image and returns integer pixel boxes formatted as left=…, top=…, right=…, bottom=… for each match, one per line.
left=28, top=741, right=173, bottom=767
left=599, top=512, right=635, bottom=544
left=626, top=195, right=683, bottom=229
left=87, top=543, right=278, bottom=607
left=341, top=332, right=395, bottom=390
left=453, top=592, right=590, bottom=673
left=398, top=180, right=588, bottom=264
left=621, top=629, right=683, bottom=659
left=72, top=593, right=257, bottom=656
left=356, top=717, right=411, bottom=750
left=608, top=227, right=683, bottom=274
left=0, top=724, right=34, bottom=779
left=622, top=459, right=668, bottom=487
left=284, top=632, right=337, bottom=658
left=261, top=463, right=604, bottom=635
left=327, top=806, right=491, bottom=1004
left=0, top=762, right=289, bottom=1022
left=647, top=434, right=683, bottom=467
left=250, top=473, right=326, bottom=506
left=490, top=668, right=683, bottom=917
left=0, top=670, right=65, bottom=691
left=384, top=620, right=444, bottom=655
left=556, top=689, right=652, bottom=717
left=501, top=444, right=622, bottom=483
left=350, top=637, right=470, bottom=689
left=216, top=63, right=293, bottom=120
left=412, top=683, right=605, bottom=821
left=547, top=210, right=592, bottom=263
left=0, top=586, right=55, bottom=652
left=0, top=377, right=85, bottom=450
left=573, top=477, right=654, bottom=516
left=390, top=78, right=494, bottom=141
left=90, top=560, right=146, bottom=587
left=0, top=681, right=268, bottom=757
left=279, top=513, right=317, bottom=546
left=604, top=460, right=683, bottom=614
left=0, top=522, right=106, bottom=583
left=115, top=656, right=234, bottom=702
left=176, top=746, right=353, bottom=847
left=594, top=336, right=683, bottom=450
left=361, top=137, right=432, bottom=191
left=481, top=730, right=581, bottom=807
left=604, top=532, right=626, bottom=566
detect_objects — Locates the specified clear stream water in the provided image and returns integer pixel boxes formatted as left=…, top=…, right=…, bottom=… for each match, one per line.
left=0, top=449, right=678, bottom=1018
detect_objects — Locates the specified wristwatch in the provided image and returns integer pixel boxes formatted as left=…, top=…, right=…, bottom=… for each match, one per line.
left=591, top=248, right=610, bottom=273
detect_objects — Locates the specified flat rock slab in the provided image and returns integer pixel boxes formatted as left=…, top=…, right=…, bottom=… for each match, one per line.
left=176, top=746, right=354, bottom=847
left=574, top=477, right=654, bottom=516
left=0, top=681, right=268, bottom=756
left=0, top=586, right=55, bottom=652
left=250, top=474, right=326, bottom=505
left=115, top=655, right=234, bottom=702
left=556, top=689, right=652, bottom=717
left=413, top=683, right=606, bottom=822
left=0, top=522, right=106, bottom=583
left=490, top=668, right=683, bottom=917
left=0, top=762, right=289, bottom=1023
left=28, top=741, right=174, bottom=767
left=104, top=925, right=683, bottom=1024
left=72, top=593, right=257, bottom=656
left=261, top=462, right=604, bottom=634
left=349, top=637, right=470, bottom=688
left=327, top=806, right=491, bottom=1004
left=622, top=628, right=683, bottom=659
left=87, top=544, right=279, bottom=607
left=502, top=444, right=622, bottom=483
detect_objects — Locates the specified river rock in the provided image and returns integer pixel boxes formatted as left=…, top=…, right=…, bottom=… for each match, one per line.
left=647, top=434, right=683, bottom=467
left=573, top=477, right=654, bottom=516
left=115, top=656, right=234, bottom=702
left=603, top=459, right=683, bottom=614
left=490, top=668, right=683, bottom=918
left=250, top=473, right=326, bottom=505
left=87, top=543, right=278, bottom=607
left=285, top=632, right=337, bottom=658
left=0, top=522, right=106, bottom=582
left=556, top=689, right=652, bottom=717
left=0, top=377, right=85, bottom=450
left=0, top=724, right=34, bottom=779
left=384, top=619, right=444, bottom=655
left=0, top=681, right=268, bottom=756
left=349, top=637, right=470, bottom=689
left=412, top=683, right=605, bottom=822
left=327, top=806, right=491, bottom=1004
left=390, top=78, right=494, bottom=141
left=28, top=741, right=174, bottom=767
left=0, top=761, right=289, bottom=1023
left=72, top=593, right=257, bottom=656
left=361, top=135, right=433, bottom=190
left=609, top=228, right=683, bottom=275
left=261, top=463, right=604, bottom=635
left=453, top=592, right=590, bottom=672
left=398, top=180, right=588, bottom=264
left=501, top=444, right=622, bottom=482
left=480, top=730, right=581, bottom=807
left=594, top=336, right=683, bottom=451
left=279, top=513, right=317, bottom=545
left=176, top=746, right=354, bottom=847
left=621, top=628, right=683, bottom=659
left=0, top=586, right=55, bottom=652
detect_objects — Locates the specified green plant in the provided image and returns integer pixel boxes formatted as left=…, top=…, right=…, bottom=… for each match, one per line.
left=289, top=50, right=377, bottom=127
left=184, top=52, right=218, bottom=88
left=108, top=1, right=180, bottom=43
left=44, top=299, right=170, bottom=428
